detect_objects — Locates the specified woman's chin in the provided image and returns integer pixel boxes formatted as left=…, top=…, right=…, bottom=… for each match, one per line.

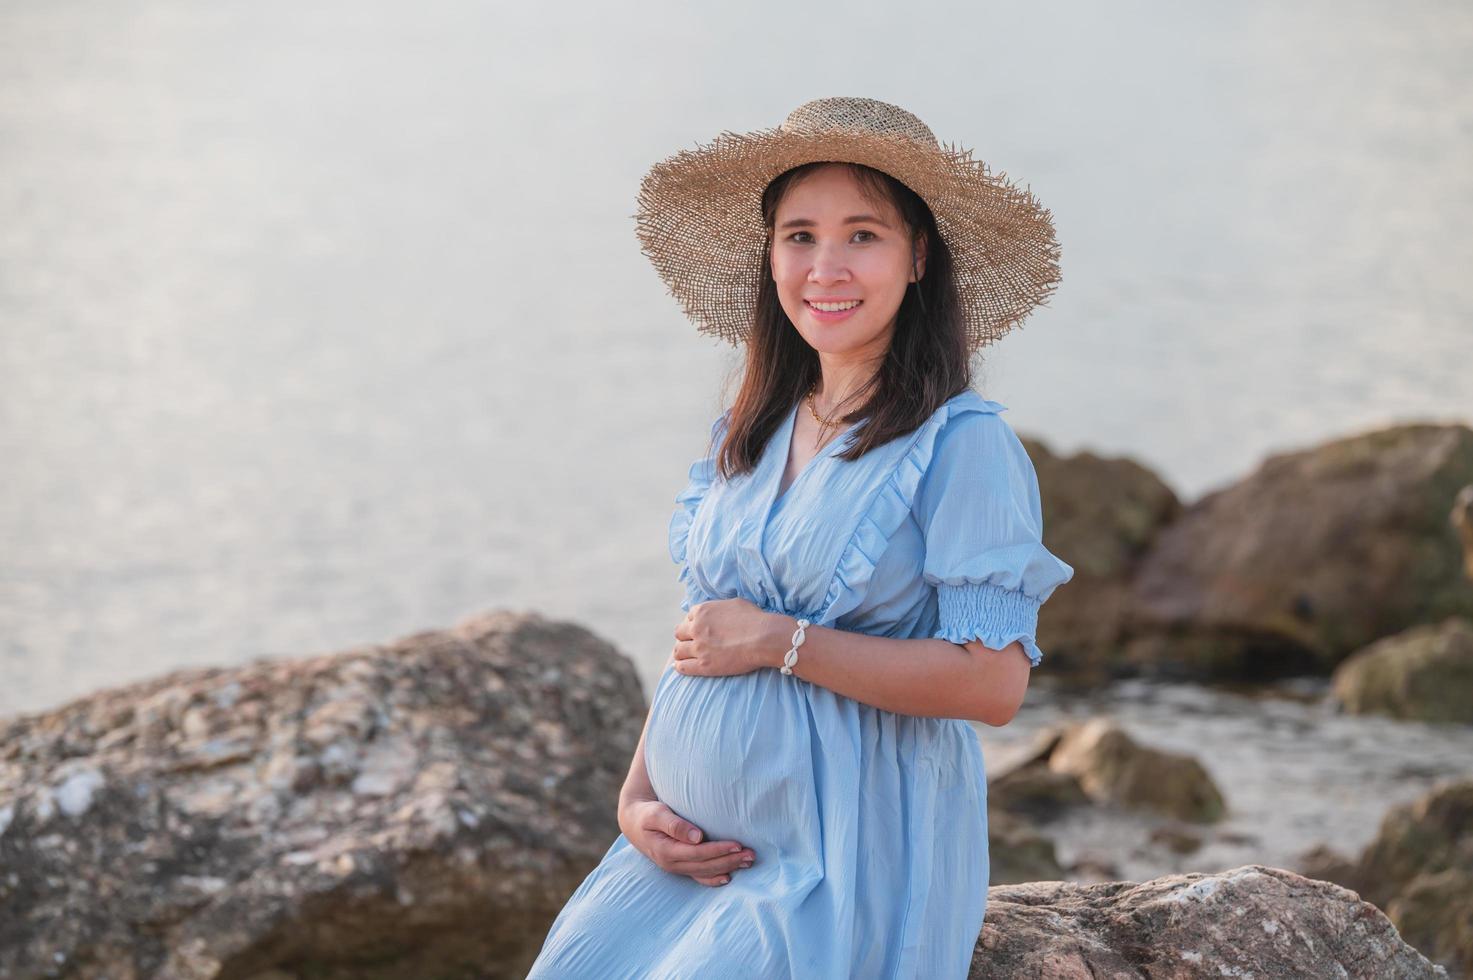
left=798, top=323, right=890, bottom=357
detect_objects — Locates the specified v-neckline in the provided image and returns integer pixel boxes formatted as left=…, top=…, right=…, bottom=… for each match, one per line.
left=769, top=398, right=852, bottom=510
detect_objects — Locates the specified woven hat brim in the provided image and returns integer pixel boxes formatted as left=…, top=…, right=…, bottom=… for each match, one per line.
left=635, top=126, right=1061, bottom=352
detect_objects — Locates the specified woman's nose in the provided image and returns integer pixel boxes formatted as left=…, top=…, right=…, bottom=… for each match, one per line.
left=807, top=247, right=851, bottom=284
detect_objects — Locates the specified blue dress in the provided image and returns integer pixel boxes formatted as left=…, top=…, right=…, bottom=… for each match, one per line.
left=527, top=388, right=1074, bottom=979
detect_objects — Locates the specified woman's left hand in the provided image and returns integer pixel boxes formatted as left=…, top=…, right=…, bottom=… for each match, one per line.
left=672, top=599, right=783, bottom=677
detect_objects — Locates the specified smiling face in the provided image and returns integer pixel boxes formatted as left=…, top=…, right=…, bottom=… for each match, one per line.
left=769, top=163, right=926, bottom=361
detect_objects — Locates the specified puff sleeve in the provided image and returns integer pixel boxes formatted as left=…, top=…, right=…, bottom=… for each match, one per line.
left=668, top=410, right=730, bottom=612
left=913, top=411, right=1074, bottom=668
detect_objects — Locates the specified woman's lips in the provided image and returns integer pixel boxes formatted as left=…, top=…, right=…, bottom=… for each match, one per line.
left=804, top=299, right=863, bottom=322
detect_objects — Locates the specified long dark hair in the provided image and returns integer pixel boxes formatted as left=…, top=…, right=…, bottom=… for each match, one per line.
left=713, top=161, right=973, bottom=481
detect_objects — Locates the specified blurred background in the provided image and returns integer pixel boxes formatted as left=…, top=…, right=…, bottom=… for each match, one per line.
left=3, top=0, right=1471, bottom=923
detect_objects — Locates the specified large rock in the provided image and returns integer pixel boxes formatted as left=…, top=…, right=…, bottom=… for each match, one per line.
left=0, top=611, right=645, bottom=980
left=972, top=865, right=1447, bottom=978
left=1023, top=435, right=1182, bottom=679
left=1124, top=424, right=1473, bottom=681
left=1298, top=779, right=1473, bottom=978
left=1331, top=617, right=1473, bottom=723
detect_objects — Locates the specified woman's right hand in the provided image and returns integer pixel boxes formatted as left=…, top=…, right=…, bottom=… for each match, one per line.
left=619, top=796, right=756, bottom=887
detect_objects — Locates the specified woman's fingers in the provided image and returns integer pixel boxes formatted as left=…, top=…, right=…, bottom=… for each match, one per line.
left=689, top=843, right=758, bottom=886
left=653, top=834, right=748, bottom=867
left=665, top=837, right=760, bottom=872
left=638, top=801, right=756, bottom=879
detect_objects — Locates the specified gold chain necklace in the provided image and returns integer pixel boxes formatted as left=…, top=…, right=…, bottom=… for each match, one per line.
left=804, top=381, right=863, bottom=449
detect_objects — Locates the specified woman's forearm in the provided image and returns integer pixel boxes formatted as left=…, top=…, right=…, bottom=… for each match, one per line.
left=618, top=706, right=658, bottom=825
left=758, top=616, right=1030, bottom=725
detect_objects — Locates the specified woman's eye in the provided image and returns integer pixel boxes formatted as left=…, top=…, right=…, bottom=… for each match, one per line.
left=786, top=230, right=877, bottom=244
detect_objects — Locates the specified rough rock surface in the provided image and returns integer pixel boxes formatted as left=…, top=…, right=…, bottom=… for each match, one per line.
left=1022, top=435, right=1181, bottom=680
left=1123, top=424, right=1473, bottom=680
left=1, top=607, right=1452, bottom=978
left=0, top=611, right=645, bottom=980
left=1355, top=780, right=1473, bottom=977
left=1331, top=617, right=1473, bottom=723
left=971, top=864, right=1447, bottom=979
left=1297, top=779, right=1473, bottom=978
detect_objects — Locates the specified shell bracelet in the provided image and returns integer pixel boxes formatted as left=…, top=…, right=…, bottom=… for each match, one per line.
left=781, top=617, right=811, bottom=676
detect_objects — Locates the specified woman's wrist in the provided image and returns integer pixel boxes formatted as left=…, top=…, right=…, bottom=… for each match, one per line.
left=762, top=612, right=796, bottom=670
left=618, top=787, right=655, bottom=834
left=762, top=612, right=814, bottom=673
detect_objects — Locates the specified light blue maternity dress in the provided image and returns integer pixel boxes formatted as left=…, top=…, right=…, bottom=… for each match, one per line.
left=527, top=388, right=1074, bottom=979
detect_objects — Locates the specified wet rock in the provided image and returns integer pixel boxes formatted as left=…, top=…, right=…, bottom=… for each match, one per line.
left=1124, top=424, right=1473, bottom=681
left=1022, top=436, right=1182, bottom=678
left=1331, top=617, right=1473, bottom=723
left=971, top=865, right=1447, bottom=978
left=0, top=610, right=645, bottom=980
left=1047, top=717, right=1227, bottom=823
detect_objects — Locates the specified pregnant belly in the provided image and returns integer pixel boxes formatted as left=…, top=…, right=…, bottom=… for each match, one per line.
left=643, top=665, right=816, bottom=850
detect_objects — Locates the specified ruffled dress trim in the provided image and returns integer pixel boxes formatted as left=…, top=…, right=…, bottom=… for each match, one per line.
left=813, top=392, right=1006, bottom=627
left=668, top=411, right=729, bottom=612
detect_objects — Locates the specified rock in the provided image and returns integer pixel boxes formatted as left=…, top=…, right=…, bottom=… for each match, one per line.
left=1295, top=843, right=1364, bottom=894
left=986, top=724, right=1065, bottom=782
left=1316, top=778, right=1473, bottom=978
left=971, top=865, right=1447, bottom=978
left=1022, top=436, right=1182, bottom=678
left=988, top=763, right=1090, bottom=822
left=1124, top=424, right=1473, bottom=681
left=987, top=724, right=1089, bottom=825
left=1047, top=717, right=1226, bottom=823
left=1356, top=779, right=1473, bottom=912
left=1453, top=484, right=1473, bottom=582
left=987, top=809, right=1066, bottom=886
left=0, top=611, right=646, bottom=980
left=1331, top=617, right=1473, bottom=723
left=1148, top=825, right=1205, bottom=855
left=1064, top=854, right=1123, bottom=882
left=1387, top=868, right=1473, bottom=978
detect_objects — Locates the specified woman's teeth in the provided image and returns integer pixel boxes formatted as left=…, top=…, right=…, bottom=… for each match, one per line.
left=807, top=300, right=862, bottom=312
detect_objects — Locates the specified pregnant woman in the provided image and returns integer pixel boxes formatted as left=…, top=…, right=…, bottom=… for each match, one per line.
left=526, top=96, right=1074, bottom=979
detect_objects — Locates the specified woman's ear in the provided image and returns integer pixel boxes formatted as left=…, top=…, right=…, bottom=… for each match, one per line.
left=911, top=232, right=929, bottom=282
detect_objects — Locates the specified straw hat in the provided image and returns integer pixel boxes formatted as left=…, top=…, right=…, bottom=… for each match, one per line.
left=634, top=96, right=1061, bottom=354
